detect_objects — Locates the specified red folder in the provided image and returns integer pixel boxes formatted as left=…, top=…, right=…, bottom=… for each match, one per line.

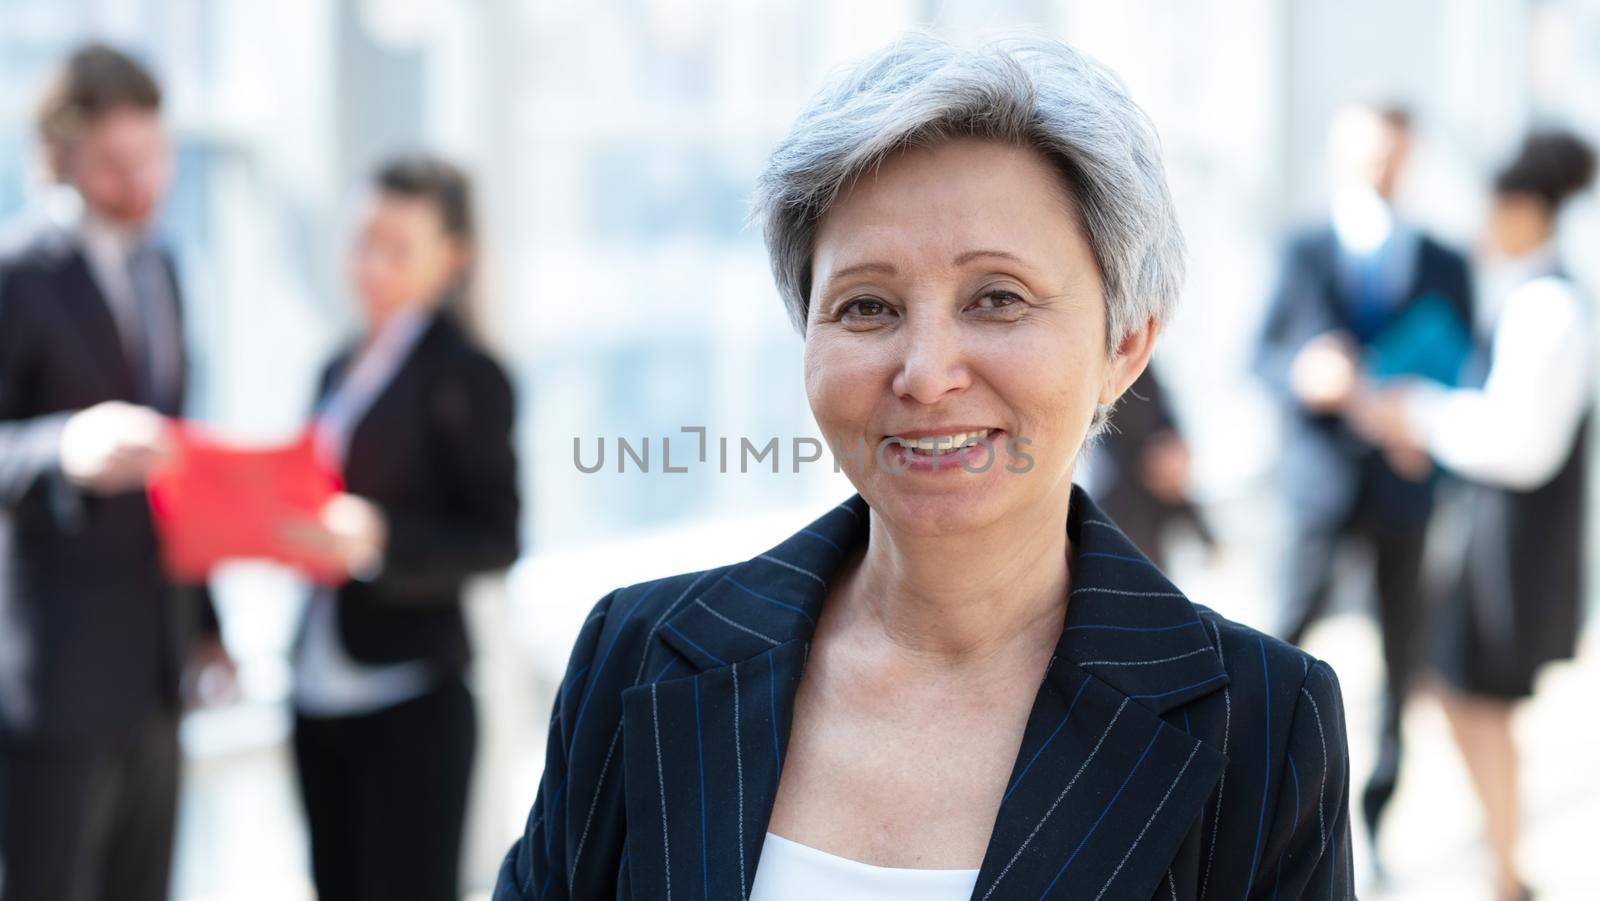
left=146, top=425, right=345, bottom=583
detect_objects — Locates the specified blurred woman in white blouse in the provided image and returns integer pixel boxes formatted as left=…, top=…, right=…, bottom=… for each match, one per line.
left=1353, top=130, right=1594, bottom=901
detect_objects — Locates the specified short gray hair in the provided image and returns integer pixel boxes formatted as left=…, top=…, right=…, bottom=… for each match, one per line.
left=751, top=31, right=1185, bottom=352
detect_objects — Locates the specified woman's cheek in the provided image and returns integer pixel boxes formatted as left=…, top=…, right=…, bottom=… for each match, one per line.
left=806, top=338, right=875, bottom=422
left=804, top=347, right=846, bottom=443
left=991, top=352, right=1094, bottom=470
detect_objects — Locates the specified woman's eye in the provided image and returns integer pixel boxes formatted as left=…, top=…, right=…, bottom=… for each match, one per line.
left=841, top=298, right=892, bottom=320
left=973, top=290, right=1024, bottom=311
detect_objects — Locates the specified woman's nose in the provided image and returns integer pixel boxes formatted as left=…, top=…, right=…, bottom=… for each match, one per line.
left=891, top=314, right=972, bottom=404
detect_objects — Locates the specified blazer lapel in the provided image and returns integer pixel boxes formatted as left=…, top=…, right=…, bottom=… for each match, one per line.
left=620, top=498, right=862, bottom=900
left=57, top=247, right=140, bottom=401
left=620, top=637, right=806, bottom=901
left=325, top=311, right=445, bottom=477
left=618, top=489, right=1227, bottom=901
left=972, top=491, right=1229, bottom=900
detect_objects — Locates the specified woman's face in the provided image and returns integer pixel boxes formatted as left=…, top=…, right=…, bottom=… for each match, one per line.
left=803, top=137, right=1155, bottom=536
left=349, top=192, right=467, bottom=326
left=1484, top=192, right=1549, bottom=259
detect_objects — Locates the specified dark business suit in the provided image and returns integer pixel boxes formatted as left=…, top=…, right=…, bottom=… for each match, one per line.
left=1254, top=226, right=1474, bottom=530
left=291, top=309, right=520, bottom=901
left=1253, top=224, right=1471, bottom=842
left=495, top=486, right=1354, bottom=900
left=0, top=224, right=214, bottom=901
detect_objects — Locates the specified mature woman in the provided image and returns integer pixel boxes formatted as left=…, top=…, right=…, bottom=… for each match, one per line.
left=286, top=155, right=520, bottom=901
left=1353, top=131, right=1594, bottom=901
left=497, top=34, right=1351, bottom=900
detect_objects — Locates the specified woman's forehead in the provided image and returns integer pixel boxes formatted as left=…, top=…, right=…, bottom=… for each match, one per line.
left=363, top=192, right=451, bottom=235
left=813, top=140, right=1086, bottom=278
left=835, top=138, right=1066, bottom=209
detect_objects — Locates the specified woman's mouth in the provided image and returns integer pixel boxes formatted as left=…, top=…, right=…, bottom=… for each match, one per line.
left=882, top=428, right=1005, bottom=472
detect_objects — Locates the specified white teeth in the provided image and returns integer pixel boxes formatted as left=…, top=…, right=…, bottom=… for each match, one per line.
left=894, top=430, right=992, bottom=452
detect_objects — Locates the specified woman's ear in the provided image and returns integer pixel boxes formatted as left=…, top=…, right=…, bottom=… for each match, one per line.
left=1098, top=315, right=1160, bottom=406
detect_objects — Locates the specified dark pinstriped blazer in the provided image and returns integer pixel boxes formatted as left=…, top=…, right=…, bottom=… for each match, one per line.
left=495, top=486, right=1353, bottom=900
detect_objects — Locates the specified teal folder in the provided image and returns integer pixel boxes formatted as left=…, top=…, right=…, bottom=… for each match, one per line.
left=1365, top=293, right=1474, bottom=386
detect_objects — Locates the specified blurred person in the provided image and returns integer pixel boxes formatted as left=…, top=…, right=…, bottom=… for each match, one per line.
left=283, top=155, right=519, bottom=901
left=1351, top=131, right=1595, bottom=901
left=0, top=45, right=227, bottom=901
left=1252, top=98, right=1474, bottom=862
left=496, top=33, right=1353, bottom=900
left=1083, top=366, right=1215, bottom=569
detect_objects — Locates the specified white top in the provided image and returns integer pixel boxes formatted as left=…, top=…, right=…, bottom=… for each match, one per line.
left=292, top=307, right=436, bottom=718
left=1405, top=243, right=1593, bottom=491
left=748, top=833, right=980, bottom=901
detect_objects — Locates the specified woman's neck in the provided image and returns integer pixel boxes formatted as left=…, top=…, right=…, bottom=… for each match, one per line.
left=834, top=487, right=1074, bottom=666
left=365, top=300, right=435, bottom=341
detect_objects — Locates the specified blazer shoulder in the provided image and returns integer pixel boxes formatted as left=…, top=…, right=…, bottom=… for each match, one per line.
left=402, top=315, right=516, bottom=428
left=421, top=314, right=514, bottom=391
left=0, top=221, right=77, bottom=270
left=0, top=224, right=76, bottom=293
left=1188, top=606, right=1349, bottom=811
left=1191, top=603, right=1342, bottom=721
left=0, top=231, right=80, bottom=339
left=425, top=310, right=492, bottom=358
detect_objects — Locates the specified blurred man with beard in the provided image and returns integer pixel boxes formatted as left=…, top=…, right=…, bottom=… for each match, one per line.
left=0, top=44, right=226, bottom=901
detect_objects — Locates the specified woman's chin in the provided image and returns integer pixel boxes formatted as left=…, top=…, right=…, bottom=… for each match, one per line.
left=860, top=470, right=1022, bottom=537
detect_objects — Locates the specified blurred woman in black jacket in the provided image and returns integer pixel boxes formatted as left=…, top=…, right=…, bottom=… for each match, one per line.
left=284, top=155, right=520, bottom=901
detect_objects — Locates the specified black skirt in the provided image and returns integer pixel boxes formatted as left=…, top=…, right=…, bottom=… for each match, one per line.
left=1432, top=420, right=1588, bottom=699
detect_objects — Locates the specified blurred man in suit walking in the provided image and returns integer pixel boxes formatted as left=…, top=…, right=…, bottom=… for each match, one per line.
left=1253, top=100, right=1473, bottom=869
left=0, top=44, right=226, bottom=901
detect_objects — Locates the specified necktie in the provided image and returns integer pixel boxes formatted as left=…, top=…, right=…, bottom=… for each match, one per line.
left=125, top=241, right=180, bottom=412
left=1351, top=240, right=1391, bottom=343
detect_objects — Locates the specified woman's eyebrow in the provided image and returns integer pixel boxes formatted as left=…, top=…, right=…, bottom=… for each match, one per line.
left=825, top=260, right=898, bottom=282
left=953, top=248, right=1029, bottom=267
left=825, top=249, right=1029, bottom=283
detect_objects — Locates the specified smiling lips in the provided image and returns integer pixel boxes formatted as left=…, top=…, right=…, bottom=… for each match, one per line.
left=881, top=427, right=1004, bottom=471
left=888, top=429, right=996, bottom=452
